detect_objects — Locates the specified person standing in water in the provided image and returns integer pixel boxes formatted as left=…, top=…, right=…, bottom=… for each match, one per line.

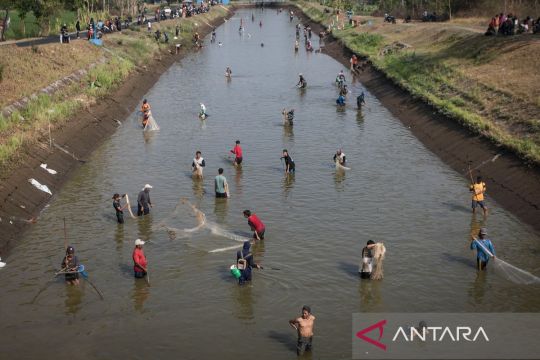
left=112, top=193, right=128, bottom=224
left=192, top=151, right=206, bottom=178
left=236, top=241, right=262, bottom=285
left=132, top=239, right=148, bottom=278
left=199, top=103, right=207, bottom=118
left=297, top=73, right=307, bottom=88
left=243, top=210, right=265, bottom=240
left=359, top=240, right=376, bottom=279
left=225, top=66, right=232, bottom=78
left=141, top=99, right=151, bottom=128
left=470, top=227, right=496, bottom=270
left=333, top=149, right=346, bottom=166
left=470, top=176, right=488, bottom=216
left=281, top=149, right=295, bottom=173
left=137, top=184, right=153, bottom=216
left=61, top=245, right=80, bottom=285
left=289, top=306, right=316, bottom=356
left=230, top=140, right=243, bottom=165
left=215, top=168, right=229, bottom=198
left=357, top=92, right=366, bottom=109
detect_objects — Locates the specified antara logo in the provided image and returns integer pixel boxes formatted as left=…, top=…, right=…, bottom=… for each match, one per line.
left=392, top=326, right=490, bottom=342
left=356, top=321, right=490, bottom=351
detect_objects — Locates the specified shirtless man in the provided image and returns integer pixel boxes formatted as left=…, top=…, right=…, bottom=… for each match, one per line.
left=289, top=306, right=316, bottom=356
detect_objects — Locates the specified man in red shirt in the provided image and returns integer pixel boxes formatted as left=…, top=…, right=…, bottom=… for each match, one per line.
left=230, top=140, right=243, bottom=165
left=132, top=238, right=148, bottom=278
left=243, top=210, right=265, bottom=240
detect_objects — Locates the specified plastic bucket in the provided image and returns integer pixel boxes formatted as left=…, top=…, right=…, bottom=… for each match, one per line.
left=230, top=264, right=241, bottom=279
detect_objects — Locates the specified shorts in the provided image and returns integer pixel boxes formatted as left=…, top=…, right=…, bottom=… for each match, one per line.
left=134, top=271, right=147, bottom=278
left=235, top=157, right=243, bottom=164
left=254, top=229, right=265, bottom=240
left=116, top=212, right=124, bottom=224
left=360, top=272, right=371, bottom=279
left=216, top=192, right=228, bottom=198
left=297, top=336, right=313, bottom=355
left=137, top=204, right=150, bottom=216
left=472, top=200, right=486, bottom=209
left=65, top=273, right=79, bottom=281
left=477, top=258, right=488, bottom=270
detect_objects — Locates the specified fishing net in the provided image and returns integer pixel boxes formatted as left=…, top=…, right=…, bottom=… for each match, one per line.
left=143, top=111, right=160, bottom=131
left=124, top=194, right=136, bottom=219
left=157, top=198, right=206, bottom=239
left=474, top=240, right=540, bottom=284
left=371, top=243, right=386, bottom=280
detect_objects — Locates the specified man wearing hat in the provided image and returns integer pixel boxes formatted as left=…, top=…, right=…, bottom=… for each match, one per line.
left=137, top=184, right=153, bottom=216
left=132, top=239, right=148, bottom=278
left=470, top=227, right=496, bottom=270
left=61, top=245, right=80, bottom=285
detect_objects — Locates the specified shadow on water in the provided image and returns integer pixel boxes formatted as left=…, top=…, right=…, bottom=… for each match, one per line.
left=441, top=252, right=476, bottom=269
left=119, top=263, right=133, bottom=278
left=283, top=124, right=294, bottom=142
left=268, top=330, right=297, bottom=352
left=441, top=201, right=471, bottom=214
left=337, top=261, right=359, bottom=280
left=469, top=213, right=486, bottom=239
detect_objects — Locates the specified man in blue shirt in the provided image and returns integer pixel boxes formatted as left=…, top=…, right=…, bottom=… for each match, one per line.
left=470, top=227, right=496, bottom=270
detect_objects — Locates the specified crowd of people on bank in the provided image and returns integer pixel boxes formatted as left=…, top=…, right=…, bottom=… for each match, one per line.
left=59, top=1, right=218, bottom=43
left=485, top=12, right=540, bottom=35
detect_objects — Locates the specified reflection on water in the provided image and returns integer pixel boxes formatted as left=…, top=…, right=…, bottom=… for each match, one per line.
left=132, top=278, right=150, bottom=313
left=137, top=216, right=153, bottom=242
left=469, top=213, right=487, bottom=239
left=231, top=283, right=255, bottom=322
left=468, top=271, right=488, bottom=306
left=214, top=197, right=229, bottom=223
left=64, top=285, right=83, bottom=316
left=359, top=279, right=383, bottom=312
left=192, top=176, right=205, bottom=199
left=282, top=173, right=295, bottom=199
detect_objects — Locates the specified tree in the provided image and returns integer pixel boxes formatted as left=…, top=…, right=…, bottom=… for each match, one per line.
left=0, top=0, right=15, bottom=41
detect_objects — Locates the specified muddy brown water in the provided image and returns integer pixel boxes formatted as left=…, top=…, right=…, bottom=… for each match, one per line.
left=1, top=9, right=539, bottom=359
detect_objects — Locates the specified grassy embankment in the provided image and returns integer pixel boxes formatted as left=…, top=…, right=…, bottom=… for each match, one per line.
left=0, top=6, right=229, bottom=170
left=297, top=1, right=540, bottom=164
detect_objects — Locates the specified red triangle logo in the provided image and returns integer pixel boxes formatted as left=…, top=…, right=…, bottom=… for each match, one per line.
left=356, top=319, right=387, bottom=351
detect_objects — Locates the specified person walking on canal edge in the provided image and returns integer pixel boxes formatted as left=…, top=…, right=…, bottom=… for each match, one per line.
left=236, top=241, right=262, bottom=285
left=243, top=210, right=265, bottom=240
left=281, top=149, right=295, bottom=173
left=192, top=150, right=206, bottom=178
left=61, top=246, right=80, bottom=285
left=112, top=193, right=128, bottom=224
left=471, top=227, right=496, bottom=271
left=289, top=306, right=316, bottom=356
left=215, top=168, right=229, bottom=198
left=137, top=184, right=153, bottom=216
left=470, top=176, right=488, bottom=216
left=133, top=239, right=148, bottom=278
left=230, top=140, right=243, bottom=165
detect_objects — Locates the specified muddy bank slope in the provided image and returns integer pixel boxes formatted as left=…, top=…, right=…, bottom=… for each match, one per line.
left=0, top=9, right=233, bottom=257
left=294, top=8, right=540, bottom=233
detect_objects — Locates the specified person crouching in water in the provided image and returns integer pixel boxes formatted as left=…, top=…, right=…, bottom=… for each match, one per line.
left=243, top=210, right=265, bottom=240
left=61, top=246, right=80, bottom=285
left=359, top=240, right=376, bottom=279
left=236, top=241, right=262, bottom=285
